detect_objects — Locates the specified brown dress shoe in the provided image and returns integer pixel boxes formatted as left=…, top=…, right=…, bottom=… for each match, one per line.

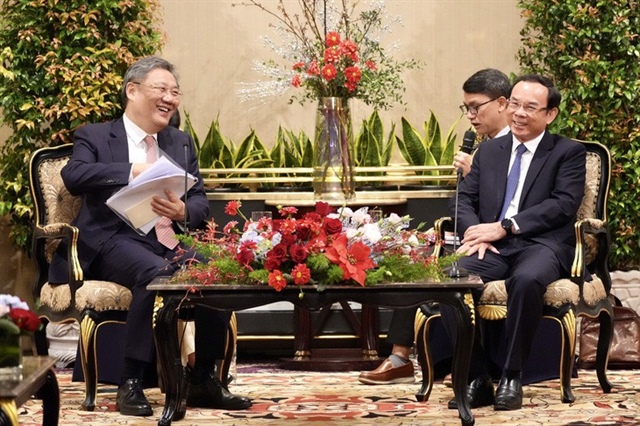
left=358, top=358, right=415, bottom=385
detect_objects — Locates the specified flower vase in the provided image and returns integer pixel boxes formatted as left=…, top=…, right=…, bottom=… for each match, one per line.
left=312, top=97, right=356, bottom=201
left=0, top=331, right=23, bottom=386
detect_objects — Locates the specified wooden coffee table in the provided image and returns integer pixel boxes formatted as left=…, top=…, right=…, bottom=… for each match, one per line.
left=0, top=356, right=59, bottom=426
left=148, top=276, right=483, bottom=426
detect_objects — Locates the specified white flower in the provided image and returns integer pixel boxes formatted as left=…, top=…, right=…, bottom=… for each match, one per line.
left=361, top=223, right=383, bottom=244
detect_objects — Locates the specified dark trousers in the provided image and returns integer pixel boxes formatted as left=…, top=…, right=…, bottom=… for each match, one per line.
left=89, top=228, right=229, bottom=365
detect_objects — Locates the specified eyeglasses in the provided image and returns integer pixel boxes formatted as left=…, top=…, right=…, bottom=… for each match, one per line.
left=459, top=98, right=497, bottom=115
left=133, top=82, right=182, bottom=98
left=506, top=99, right=548, bottom=114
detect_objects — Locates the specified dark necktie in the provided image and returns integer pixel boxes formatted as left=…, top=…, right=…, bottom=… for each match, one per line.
left=499, top=143, right=527, bottom=221
left=143, top=135, right=178, bottom=249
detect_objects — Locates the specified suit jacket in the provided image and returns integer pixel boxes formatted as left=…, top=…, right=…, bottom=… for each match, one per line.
left=453, top=130, right=586, bottom=269
left=48, top=118, right=209, bottom=283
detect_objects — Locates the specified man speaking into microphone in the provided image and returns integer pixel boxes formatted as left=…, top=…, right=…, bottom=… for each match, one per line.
left=357, top=68, right=511, bottom=386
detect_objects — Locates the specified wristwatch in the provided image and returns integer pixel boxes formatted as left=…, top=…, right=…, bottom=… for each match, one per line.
left=501, top=218, right=514, bottom=236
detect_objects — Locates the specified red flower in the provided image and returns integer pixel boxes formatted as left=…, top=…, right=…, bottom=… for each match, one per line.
left=307, top=60, right=320, bottom=75
left=321, top=64, right=337, bottom=81
left=323, top=217, right=343, bottom=235
left=315, top=201, right=332, bottom=217
left=365, top=60, right=377, bottom=70
left=323, top=46, right=341, bottom=64
left=268, top=270, right=287, bottom=291
left=325, top=235, right=376, bottom=286
left=8, top=308, right=40, bottom=333
left=268, top=243, right=288, bottom=260
left=279, top=206, right=298, bottom=216
left=325, top=31, right=341, bottom=47
left=344, top=66, right=362, bottom=83
left=345, top=81, right=358, bottom=92
left=339, top=40, right=358, bottom=62
left=292, top=61, right=305, bottom=71
left=291, top=263, right=311, bottom=285
left=289, top=244, right=308, bottom=263
left=225, top=200, right=241, bottom=216
left=235, top=248, right=254, bottom=266
left=291, top=74, right=302, bottom=88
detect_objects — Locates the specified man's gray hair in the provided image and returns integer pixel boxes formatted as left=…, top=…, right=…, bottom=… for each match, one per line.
left=121, top=56, right=178, bottom=107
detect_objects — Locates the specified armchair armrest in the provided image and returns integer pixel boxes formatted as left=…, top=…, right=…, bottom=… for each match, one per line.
left=433, top=216, right=453, bottom=258
left=34, top=222, right=84, bottom=291
left=571, top=218, right=611, bottom=293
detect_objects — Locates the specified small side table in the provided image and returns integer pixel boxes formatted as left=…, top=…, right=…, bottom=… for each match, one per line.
left=0, top=356, right=59, bottom=426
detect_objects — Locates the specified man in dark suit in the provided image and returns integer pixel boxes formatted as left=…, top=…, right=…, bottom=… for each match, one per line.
left=49, top=56, right=251, bottom=416
left=359, top=68, right=512, bottom=386
left=441, top=74, right=585, bottom=411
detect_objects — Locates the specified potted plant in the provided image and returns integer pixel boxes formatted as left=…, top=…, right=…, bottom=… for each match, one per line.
left=353, top=110, right=396, bottom=191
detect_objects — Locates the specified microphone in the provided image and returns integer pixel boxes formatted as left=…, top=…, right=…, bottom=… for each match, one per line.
left=444, top=130, right=475, bottom=278
left=183, top=141, right=189, bottom=235
left=457, top=130, right=476, bottom=175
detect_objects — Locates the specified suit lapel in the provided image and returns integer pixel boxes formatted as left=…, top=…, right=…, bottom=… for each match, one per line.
left=108, top=119, right=130, bottom=163
left=520, top=131, right=554, bottom=202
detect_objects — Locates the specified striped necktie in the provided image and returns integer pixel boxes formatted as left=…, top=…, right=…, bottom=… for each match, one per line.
left=143, top=135, right=178, bottom=249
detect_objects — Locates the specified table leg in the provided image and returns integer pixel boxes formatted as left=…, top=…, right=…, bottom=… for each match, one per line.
left=35, top=369, right=60, bottom=426
left=448, top=291, right=476, bottom=426
left=360, top=305, right=379, bottom=359
left=154, top=295, right=184, bottom=426
left=293, top=306, right=312, bottom=360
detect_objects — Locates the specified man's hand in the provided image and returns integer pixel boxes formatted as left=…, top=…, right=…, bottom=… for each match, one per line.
left=151, top=189, right=185, bottom=222
left=458, top=222, right=507, bottom=260
left=453, top=151, right=473, bottom=177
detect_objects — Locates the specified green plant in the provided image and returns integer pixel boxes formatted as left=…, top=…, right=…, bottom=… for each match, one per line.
left=183, top=113, right=272, bottom=188
left=395, top=111, right=461, bottom=185
left=517, top=0, right=640, bottom=270
left=266, top=127, right=314, bottom=187
left=353, top=110, right=394, bottom=186
left=0, top=0, right=163, bottom=252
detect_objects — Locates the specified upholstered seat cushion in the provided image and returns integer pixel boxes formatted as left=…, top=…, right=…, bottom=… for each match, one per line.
left=478, top=275, right=606, bottom=311
left=40, top=281, right=132, bottom=312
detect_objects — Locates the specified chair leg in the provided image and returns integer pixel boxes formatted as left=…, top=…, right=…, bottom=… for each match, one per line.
left=217, top=312, right=237, bottom=386
left=78, top=315, right=99, bottom=411
left=558, top=311, right=576, bottom=403
left=595, top=308, right=613, bottom=393
left=414, top=310, right=439, bottom=402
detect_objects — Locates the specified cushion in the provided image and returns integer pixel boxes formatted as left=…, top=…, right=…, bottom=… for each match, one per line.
left=477, top=275, right=607, bottom=320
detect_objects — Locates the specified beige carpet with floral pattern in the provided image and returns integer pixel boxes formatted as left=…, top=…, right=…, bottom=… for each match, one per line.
left=16, top=361, right=640, bottom=425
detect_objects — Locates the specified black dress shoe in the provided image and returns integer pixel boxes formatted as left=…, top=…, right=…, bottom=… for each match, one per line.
left=187, top=371, right=252, bottom=410
left=116, top=378, right=153, bottom=416
left=448, top=374, right=495, bottom=409
left=494, top=376, right=523, bottom=411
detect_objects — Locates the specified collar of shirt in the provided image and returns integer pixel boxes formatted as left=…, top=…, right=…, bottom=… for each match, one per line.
left=495, top=125, right=511, bottom=139
left=123, top=113, right=157, bottom=163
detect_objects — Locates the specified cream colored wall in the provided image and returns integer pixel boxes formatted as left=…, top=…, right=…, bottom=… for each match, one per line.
left=160, top=0, right=523, bottom=156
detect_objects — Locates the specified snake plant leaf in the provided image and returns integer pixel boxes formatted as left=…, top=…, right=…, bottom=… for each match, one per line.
left=425, top=112, right=443, bottom=163
left=397, top=116, right=427, bottom=166
left=182, top=112, right=200, bottom=152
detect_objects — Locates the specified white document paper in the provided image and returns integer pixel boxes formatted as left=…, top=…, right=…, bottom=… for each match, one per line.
left=106, top=156, right=197, bottom=234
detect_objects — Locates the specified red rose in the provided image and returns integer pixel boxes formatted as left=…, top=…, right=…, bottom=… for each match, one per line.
left=235, top=248, right=254, bottom=266
left=264, top=257, right=282, bottom=271
left=268, top=243, right=288, bottom=260
left=8, top=308, right=41, bottom=333
left=315, top=202, right=332, bottom=217
left=323, top=217, right=343, bottom=235
left=289, top=244, right=308, bottom=263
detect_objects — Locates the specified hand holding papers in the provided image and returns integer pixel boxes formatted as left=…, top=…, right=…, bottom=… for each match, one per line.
left=106, top=156, right=196, bottom=234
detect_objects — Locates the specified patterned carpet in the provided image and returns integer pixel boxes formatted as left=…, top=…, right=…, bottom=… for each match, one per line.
left=16, top=361, right=640, bottom=425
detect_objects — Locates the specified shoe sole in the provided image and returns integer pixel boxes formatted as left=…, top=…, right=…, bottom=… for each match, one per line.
left=115, top=403, right=153, bottom=417
left=357, top=376, right=415, bottom=385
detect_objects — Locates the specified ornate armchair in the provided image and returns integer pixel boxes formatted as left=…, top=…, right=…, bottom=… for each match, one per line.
left=415, top=140, right=614, bottom=403
left=28, top=144, right=235, bottom=411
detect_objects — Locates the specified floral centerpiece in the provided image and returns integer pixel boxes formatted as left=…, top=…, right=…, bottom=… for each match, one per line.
left=0, top=295, right=41, bottom=383
left=173, top=201, right=458, bottom=293
left=237, top=0, right=420, bottom=109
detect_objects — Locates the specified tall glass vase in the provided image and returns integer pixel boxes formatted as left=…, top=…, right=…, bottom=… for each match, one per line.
left=0, top=331, right=23, bottom=387
left=312, top=97, right=356, bottom=201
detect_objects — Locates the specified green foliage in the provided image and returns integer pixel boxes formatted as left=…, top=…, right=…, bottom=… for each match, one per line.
left=395, top=111, right=461, bottom=184
left=353, top=110, right=395, bottom=186
left=517, top=0, right=640, bottom=270
left=0, top=0, right=164, bottom=252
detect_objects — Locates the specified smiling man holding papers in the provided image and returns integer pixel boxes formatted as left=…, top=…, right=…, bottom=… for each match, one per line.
left=48, top=56, right=252, bottom=417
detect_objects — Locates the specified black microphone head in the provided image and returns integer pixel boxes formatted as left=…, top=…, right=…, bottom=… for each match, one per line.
left=461, top=130, right=476, bottom=154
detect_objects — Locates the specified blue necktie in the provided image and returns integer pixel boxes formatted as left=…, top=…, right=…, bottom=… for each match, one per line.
left=499, top=144, right=527, bottom=220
